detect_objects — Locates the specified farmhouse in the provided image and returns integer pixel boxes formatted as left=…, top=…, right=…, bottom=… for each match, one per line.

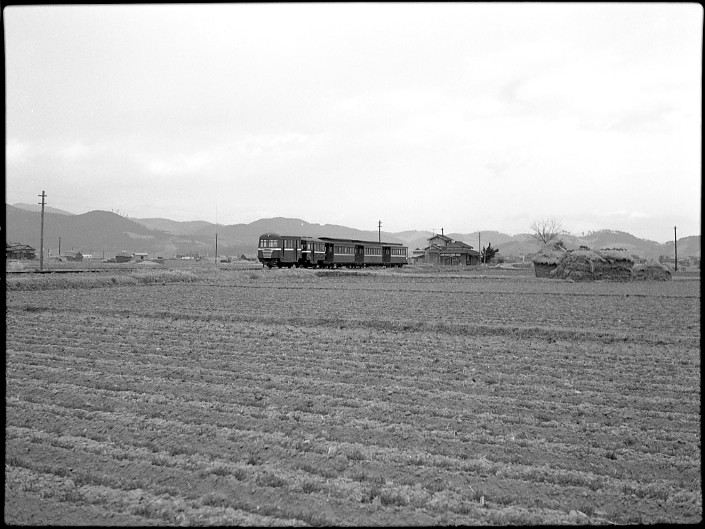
left=415, top=232, right=480, bottom=266
left=6, top=242, right=36, bottom=260
left=440, top=240, right=481, bottom=266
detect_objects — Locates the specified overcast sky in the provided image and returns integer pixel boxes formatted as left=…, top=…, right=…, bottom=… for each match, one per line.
left=5, top=3, right=702, bottom=243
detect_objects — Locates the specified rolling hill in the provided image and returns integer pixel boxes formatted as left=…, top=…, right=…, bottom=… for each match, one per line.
left=11, top=203, right=75, bottom=216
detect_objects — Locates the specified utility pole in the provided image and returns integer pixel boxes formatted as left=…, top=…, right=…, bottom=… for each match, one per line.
left=215, top=233, right=218, bottom=267
left=58, top=237, right=61, bottom=256
left=378, top=220, right=382, bottom=243
left=674, top=226, right=678, bottom=271
left=38, top=191, right=46, bottom=271
left=478, top=232, right=481, bottom=264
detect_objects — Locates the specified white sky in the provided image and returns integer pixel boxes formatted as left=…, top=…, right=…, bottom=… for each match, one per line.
left=4, top=3, right=702, bottom=243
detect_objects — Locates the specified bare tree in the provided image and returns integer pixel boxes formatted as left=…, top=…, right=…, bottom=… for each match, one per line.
left=530, top=218, right=566, bottom=246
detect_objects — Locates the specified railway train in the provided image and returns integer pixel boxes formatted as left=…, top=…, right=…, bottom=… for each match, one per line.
left=258, top=233, right=408, bottom=268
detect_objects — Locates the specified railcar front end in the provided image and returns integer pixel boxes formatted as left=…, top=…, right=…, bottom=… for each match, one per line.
left=258, top=233, right=283, bottom=268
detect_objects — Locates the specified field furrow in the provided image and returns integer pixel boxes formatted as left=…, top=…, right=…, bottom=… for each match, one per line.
left=5, top=268, right=701, bottom=525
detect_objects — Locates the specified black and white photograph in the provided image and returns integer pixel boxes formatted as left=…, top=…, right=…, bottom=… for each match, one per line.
left=5, top=3, right=701, bottom=525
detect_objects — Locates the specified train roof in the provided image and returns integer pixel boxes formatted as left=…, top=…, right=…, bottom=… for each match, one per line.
left=259, top=233, right=405, bottom=246
left=318, top=236, right=405, bottom=247
left=259, top=234, right=322, bottom=240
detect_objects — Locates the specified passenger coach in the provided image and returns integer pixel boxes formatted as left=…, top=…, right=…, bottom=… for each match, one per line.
left=257, top=233, right=408, bottom=268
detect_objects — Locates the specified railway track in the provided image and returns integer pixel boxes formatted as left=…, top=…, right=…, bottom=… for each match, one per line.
left=6, top=268, right=146, bottom=275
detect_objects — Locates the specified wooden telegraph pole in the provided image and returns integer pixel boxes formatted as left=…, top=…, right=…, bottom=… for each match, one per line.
left=38, top=191, right=46, bottom=271
left=378, top=220, right=382, bottom=243
left=674, top=226, right=678, bottom=271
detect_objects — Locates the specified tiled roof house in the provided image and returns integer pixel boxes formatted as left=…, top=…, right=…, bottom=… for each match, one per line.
left=418, top=232, right=480, bottom=266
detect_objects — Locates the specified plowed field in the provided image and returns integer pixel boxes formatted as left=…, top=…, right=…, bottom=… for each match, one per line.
left=5, top=267, right=701, bottom=525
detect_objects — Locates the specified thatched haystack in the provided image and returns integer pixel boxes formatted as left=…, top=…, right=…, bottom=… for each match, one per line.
left=596, top=248, right=635, bottom=281
left=551, top=248, right=634, bottom=281
left=631, top=261, right=672, bottom=281
left=532, top=242, right=568, bottom=278
left=551, top=249, right=605, bottom=281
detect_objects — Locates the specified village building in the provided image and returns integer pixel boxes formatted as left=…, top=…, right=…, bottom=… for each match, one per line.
left=114, top=251, right=132, bottom=263
left=440, top=240, right=481, bottom=266
left=6, top=242, right=36, bottom=260
left=176, top=252, right=201, bottom=260
left=414, top=231, right=480, bottom=266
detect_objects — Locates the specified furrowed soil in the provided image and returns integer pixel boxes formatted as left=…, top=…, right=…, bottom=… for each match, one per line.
left=5, top=267, right=701, bottom=525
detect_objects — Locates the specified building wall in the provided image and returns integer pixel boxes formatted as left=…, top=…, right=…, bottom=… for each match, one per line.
left=441, top=254, right=479, bottom=266
left=424, top=248, right=441, bottom=264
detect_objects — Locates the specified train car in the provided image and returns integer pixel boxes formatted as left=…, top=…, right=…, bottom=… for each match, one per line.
left=386, top=242, right=408, bottom=267
left=319, top=237, right=408, bottom=268
left=259, top=233, right=408, bottom=268
left=258, top=233, right=301, bottom=268
left=258, top=233, right=325, bottom=268
left=319, top=237, right=356, bottom=268
left=300, top=236, right=326, bottom=267
left=362, top=241, right=383, bottom=266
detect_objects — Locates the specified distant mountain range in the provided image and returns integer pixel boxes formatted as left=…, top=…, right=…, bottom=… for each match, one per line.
left=11, top=203, right=75, bottom=216
left=5, top=203, right=700, bottom=261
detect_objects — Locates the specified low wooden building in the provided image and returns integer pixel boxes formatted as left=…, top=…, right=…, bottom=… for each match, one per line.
left=440, top=241, right=480, bottom=266
left=410, top=248, right=426, bottom=264
left=6, top=242, right=36, bottom=260
left=115, top=252, right=132, bottom=263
